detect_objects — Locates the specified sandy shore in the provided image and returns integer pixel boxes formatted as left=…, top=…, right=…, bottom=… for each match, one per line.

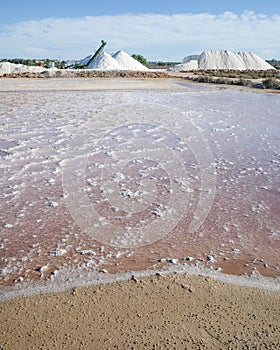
left=1, top=272, right=279, bottom=350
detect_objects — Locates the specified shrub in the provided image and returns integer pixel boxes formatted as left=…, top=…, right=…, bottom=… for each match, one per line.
left=131, top=54, right=148, bottom=66
left=236, top=78, right=252, bottom=87
left=262, top=78, right=280, bottom=89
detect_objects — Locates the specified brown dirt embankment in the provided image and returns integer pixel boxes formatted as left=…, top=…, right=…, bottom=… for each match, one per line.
left=0, top=70, right=169, bottom=79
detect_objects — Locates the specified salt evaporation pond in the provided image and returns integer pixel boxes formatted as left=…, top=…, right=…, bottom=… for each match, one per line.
left=0, top=81, right=279, bottom=288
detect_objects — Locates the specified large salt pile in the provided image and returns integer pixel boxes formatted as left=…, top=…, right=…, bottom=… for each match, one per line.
left=82, top=50, right=149, bottom=71
left=198, top=50, right=274, bottom=70
left=169, top=50, right=275, bottom=71
left=87, top=52, right=122, bottom=70
left=0, top=61, right=48, bottom=76
left=198, top=50, right=246, bottom=70
left=112, top=50, right=148, bottom=71
left=87, top=50, right=148, bottom=70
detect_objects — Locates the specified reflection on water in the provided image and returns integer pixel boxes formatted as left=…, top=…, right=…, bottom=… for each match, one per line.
left=0, top=87, right=279, bottom=287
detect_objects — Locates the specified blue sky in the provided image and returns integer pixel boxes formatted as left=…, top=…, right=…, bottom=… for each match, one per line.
left=1, top=0, right=280, bottom=60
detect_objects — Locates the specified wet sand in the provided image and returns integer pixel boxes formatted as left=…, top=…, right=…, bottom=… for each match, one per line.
left=1, top=272, right=279, bottom=349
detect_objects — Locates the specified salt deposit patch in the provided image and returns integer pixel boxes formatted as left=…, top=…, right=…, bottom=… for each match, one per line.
left=0, top=61, right=55, bottom=76
left=168, top=60, right=198, bottom=72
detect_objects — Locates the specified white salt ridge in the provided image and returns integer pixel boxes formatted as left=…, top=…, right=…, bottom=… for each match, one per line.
left=169, top=50, right=275, bottom=71
left=112, top=50, right=148, bottom=71
left=0, top=61, right=55, bottom=76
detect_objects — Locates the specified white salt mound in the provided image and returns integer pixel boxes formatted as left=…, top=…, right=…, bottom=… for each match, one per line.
left=198, top=50, right=246, bottom=70
left=112, top=50, right=148, bottom=71
left=87, top=52, right=122, bottom=70
left=170, top=50, right=275, bottom=71
left=237, top=52, right=274, bottom=70
left=86, top=51, right=149, bottom=70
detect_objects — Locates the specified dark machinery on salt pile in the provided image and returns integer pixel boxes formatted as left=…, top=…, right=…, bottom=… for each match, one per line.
left=69, top=40, right=107, bottom=69
left=85, top=40, right=107, bottom=67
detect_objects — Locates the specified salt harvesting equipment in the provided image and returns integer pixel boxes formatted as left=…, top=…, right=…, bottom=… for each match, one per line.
left=69, top=40, right=107, bottom=69
left=85, top=40, right=107, bottom=67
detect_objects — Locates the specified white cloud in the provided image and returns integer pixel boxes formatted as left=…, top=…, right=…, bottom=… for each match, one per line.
left=0, top=11, right=279, bottom=61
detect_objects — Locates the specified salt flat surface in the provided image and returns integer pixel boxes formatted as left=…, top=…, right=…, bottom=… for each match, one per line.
left=0, top=80, right=279, bottom=293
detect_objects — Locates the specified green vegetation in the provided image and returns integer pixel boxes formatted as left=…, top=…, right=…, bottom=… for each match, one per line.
left=194, top=69, right=279, bottom=79
left=131, top=54, right=148, bottom=66
left=0, top=58, right=66, bottom=68
left=266, top=59, right=280, bottom=70
left=131, top=57, right=180, bottom=69
left=148, top=61, right=180, bottom=68
left=262, top=78, right=280, bottom=89
left=1, top=58, right=39, bottom=66
left=185, top=73, right=280, bottom=90
left=188, top=75, right=252, bottom=86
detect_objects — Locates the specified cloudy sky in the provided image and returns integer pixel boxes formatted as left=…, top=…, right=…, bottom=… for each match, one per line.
left=1, top=0, right=279, bottom=61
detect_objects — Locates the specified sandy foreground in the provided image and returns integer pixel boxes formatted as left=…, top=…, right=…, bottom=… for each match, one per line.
left=0, top=77, right=185, bottom=91
left=0, top=74, right=278, bottom=94
left=0, top=77, right=279, bottom=349
left=0, top=272, right=279, bottom=350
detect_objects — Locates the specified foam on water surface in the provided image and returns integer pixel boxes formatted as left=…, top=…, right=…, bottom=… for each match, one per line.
left=0, top=83, right=279, bottom=295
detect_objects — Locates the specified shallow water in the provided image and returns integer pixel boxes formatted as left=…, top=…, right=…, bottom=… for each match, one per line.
left=0, top=86, right=279, bottom=287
